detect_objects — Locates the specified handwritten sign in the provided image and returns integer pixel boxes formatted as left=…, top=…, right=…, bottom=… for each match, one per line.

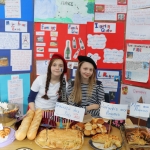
left=103, top=48, right=124, bottom=63
left=100, top=102, right=128, bottom=120
left=128, top=0, right=150, bottom=10
left=94, top=22, right=116, bottom=33
left=54, top=102, right=85, bottom=122
left=130, top=103, right=150, bottom=118
left=126, top=8, right=150, bottom=40
left=0, top=32, right=19, bottom=49
left=87, top=34, right=107, bottom=49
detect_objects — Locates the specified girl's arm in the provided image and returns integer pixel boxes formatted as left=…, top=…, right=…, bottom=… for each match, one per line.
left=86, top=82, right=105, bottom=111
left=28, top=90, right=38, bottom=110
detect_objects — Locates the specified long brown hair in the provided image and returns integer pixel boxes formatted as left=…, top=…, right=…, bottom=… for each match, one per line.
left=69, top=61, right=96, bottom=104
left=41, top=59, right=64, bottom=100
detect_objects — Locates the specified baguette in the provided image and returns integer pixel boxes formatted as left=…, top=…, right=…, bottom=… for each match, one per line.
left=27, top=108, right=43, bottom=140
left=15, top=109, right=35, bottom=141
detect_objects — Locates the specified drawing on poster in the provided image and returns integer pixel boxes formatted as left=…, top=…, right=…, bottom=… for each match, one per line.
left=87, top=53, right=101, bottom=65
left=127, top=52, right=133, bottom=59
left=34, top=0, right=95, bottom=23
left=36, top=47, right=44, bottom=52
left=142, top=62, right=149, bottom=70
left=125, top=71, right=131, bottom=80
left=0, top=57, right=8, bottom=67
left=117, top=14, right=125, bottom=20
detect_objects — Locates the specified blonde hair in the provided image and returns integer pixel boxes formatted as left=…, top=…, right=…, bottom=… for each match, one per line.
left=69, top=61, right=96, bottom=104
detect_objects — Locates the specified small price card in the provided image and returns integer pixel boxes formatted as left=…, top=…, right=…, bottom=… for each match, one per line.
left=54, top=102, right=85, bottom=122
left=130, top=103, right=150, bottom=118
left=100, top=102, right=128, bottom=120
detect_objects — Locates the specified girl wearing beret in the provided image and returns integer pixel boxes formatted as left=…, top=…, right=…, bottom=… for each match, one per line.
left=67, top=55, right=105, bottom=117
left=28, top=54, right=67, bottom=111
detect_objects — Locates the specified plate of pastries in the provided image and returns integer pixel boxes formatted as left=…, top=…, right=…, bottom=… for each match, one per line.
left=0, top=127, right=16, bottom=148
left=89, top=133, right=123, bottom=150
left=70, top=118, right=112, bottom=136
left=125, top=126, right=150, bottom=146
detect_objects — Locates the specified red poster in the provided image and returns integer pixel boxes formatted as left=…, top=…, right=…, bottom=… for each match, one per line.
left=34, top=23, right=86, bottom=61
left=86, top=22, right=125, bottom=69
left=122, top=40, right=150, bottom=88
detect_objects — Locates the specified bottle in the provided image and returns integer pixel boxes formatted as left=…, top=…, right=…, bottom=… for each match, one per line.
left=73, top=48, right=81, bottom=59
left=62, top=78, right=67, bottom=102
left=79, top=38, right=85, bottom=50
left=72, top=37, right=77, bottom=49
left=64, top=40, right=72, bottom=60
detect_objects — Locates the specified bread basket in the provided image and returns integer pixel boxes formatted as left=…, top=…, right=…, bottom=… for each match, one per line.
left=0, top=103, right=20, bottom=123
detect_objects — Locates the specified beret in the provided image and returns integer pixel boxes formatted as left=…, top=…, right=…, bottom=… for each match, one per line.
left=51, top=54, right=67, bottom=73
left=78, top=55, right=97, bottom=69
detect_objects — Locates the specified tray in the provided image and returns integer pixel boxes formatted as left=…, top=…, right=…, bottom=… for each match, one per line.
left=120, top=125, right=150, bottom=150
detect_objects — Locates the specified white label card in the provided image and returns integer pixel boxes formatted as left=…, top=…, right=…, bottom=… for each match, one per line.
left=100, top=101, right=128, bottom=120
left=54, top=102, right=85, bottom=122
left=130, top=103, right=150, bottom=118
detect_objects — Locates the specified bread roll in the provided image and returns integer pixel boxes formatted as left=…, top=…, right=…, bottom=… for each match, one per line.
left=15, top=109, right=35, bottom=141
left=75, top=123, right=84, bottom=131
left=84, top=130, right=91, bottom=136
left=27, top=108, right=43, bottom=140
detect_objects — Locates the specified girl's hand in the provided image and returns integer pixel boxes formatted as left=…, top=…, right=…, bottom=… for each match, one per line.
left=86, top=104, right=99, bottom=111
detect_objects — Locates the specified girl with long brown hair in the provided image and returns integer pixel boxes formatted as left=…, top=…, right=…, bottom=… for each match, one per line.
left=67, top=55, right=105, bottom=117
left=28, top=54, right=67, bottom=111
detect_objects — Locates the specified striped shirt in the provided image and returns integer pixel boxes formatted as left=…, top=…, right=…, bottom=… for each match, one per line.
left=66, top=81, right=105, bottom=117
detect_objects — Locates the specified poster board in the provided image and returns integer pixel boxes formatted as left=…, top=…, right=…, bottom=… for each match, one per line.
left=0, top=74, right=30, bottom=115
left=34, top=0, right=94, bottom=24
left=34, top=23, right=86, bottom=61
left=122, top=40, right=150, bottom=88
left=86, top=22, right=125, bottom=69
left=0, top=0, right=34, bottom=74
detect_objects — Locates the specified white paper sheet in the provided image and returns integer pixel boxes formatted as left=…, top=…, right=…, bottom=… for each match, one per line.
left=126, top=8, right=150, bottom=40
left=5, top=20, right=27, bottom=32
left=8, top=77, right=23, bottom=114
left=103, top=49, right=124, bottom=63
left=128, top=0, right=150, bottom=10
left=5, top=0, right=21, bottom=18
left=125, top=44, right=150, bottom=83
left=0, top=32, right=19, bottom=49
left=36, top=60, right=49, bottom=75
left=11, top=50, right=32, bottom=71
left=100, top=102, right=128, bottom=120
left=22, top=33, right=30, bottom=49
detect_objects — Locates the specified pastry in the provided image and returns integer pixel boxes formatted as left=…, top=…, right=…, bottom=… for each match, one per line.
left=74, top=122, right=84, bottom=131
left=35, top=129, right=84, bottom=149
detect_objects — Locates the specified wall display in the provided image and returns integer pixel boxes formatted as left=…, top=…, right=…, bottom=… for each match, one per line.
left=126, top=8, right=150, bottom=40
left=34, top=0, right=95, bottom=24
left=34, top=23, right=86, bottom=60
left=0, top=74, right=30, bottom=114
left=125, top=43, right=150, bottom=83
left=128, top=0, right=150, bottom=10
left=123, top=41, right=150, bottom=88
left=120, top=84, right=150, bottom=117
left=0, top=20, right=33, bottom=74
left=0, top=0, right=34, bottom=74
left=0, top=0, right=33, bottom=21
left=86, top=22, right=125, bottom=69
left=95, top=0, right=127, bottom=21
left=97, top=69, right=121, bottom=104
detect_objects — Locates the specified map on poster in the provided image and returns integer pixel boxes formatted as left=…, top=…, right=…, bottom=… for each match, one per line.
left=34, top=0, right=95, bottom=24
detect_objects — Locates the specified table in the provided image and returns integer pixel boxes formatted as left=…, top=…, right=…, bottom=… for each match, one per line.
left=1, top=119, right=133, bottom=150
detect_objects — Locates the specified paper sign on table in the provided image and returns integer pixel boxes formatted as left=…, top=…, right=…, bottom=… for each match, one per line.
left=100, top=101, right=128, bottom=120
left=130, top=103, right=150, bottom=118
left=54, top=102, right=85, bottom=122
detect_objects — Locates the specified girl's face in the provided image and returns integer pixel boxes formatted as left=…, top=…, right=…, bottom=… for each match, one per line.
left=80, top=62, right=94, bottom=80
left=51, top=59, right=64, bottom=77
